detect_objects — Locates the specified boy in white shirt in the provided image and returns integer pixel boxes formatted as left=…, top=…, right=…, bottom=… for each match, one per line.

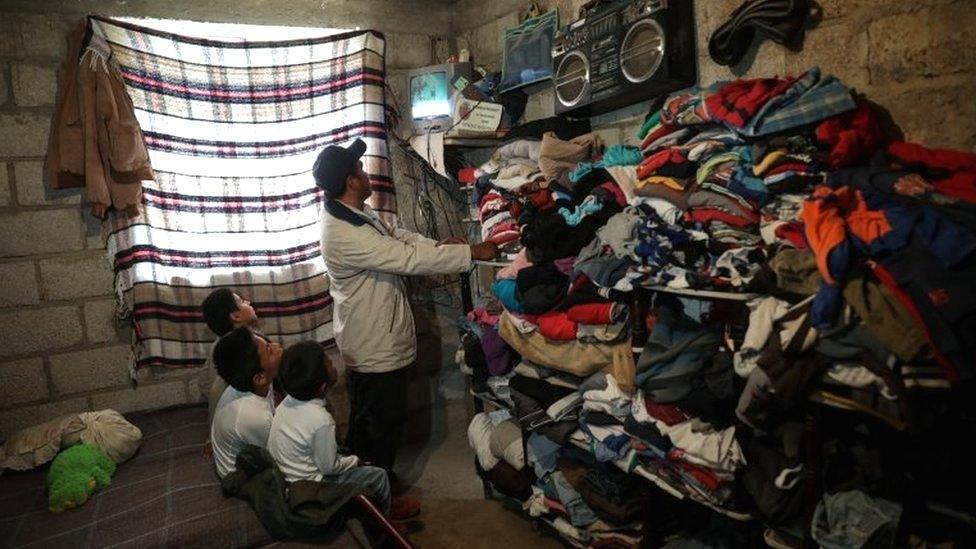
left=201, top=288, right=260, bottom=456
left=211, top=326, right=282, bottom=478
left=268, top=341, right=419, bottom=521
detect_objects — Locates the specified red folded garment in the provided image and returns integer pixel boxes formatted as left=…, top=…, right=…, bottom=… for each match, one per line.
left=686, top=208, right=757, bottom=227
left=704, top=76, right=797, bottom=128
left=764, top=162, right=813, bottom=178
left=637, top=148, right=688, bottom=180
left=457, top=167, right=477, bottom=184
left=479, top=190, right=506, bottom=210
left=598, top=182, right=628, bottom=207
left=887, top=141, right=976, bottom=172
left=566, top=302, right=615, bottom=325
left=932, top=173, right=976, bottom=204
left=815, top=98, right=885, bottom=169
left=775, top=221, right=808, bottom=248
left=640, top=122, right=680, bottom=150
left=487, top=220, right=520, bottom=245
left=887, top=141, right=976, bottom=204
left=569, top=274, right=592, bottom=294
left=668, top=449, right=724, bottom=491
left=479, top=206, right=510, bottom=222
left=537, top=311, right=578, bottom=341
left=467, top=307, right=500, bottom=326
left=525, top=188, right=555, bottom=210
left=643, top=399, right=691, bottom=426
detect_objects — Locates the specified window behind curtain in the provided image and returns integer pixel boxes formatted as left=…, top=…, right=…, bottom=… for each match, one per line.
left=92, top=16, right=394, bottom=372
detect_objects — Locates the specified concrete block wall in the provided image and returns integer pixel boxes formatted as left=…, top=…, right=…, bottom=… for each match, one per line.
left=0, top=13, right=149, bottom=440
left=0, top=2, right=453, bottom=440
left=454, top=0, right=976, bottom=152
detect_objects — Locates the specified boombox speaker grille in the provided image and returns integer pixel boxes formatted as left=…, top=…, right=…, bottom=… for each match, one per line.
left=555, top=51, right=589, bottom=108
left=620, top=19, right=665, bottom=84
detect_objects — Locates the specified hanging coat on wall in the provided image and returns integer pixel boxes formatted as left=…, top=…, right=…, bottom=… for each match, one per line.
left=47, top=19, right=154, bottom=219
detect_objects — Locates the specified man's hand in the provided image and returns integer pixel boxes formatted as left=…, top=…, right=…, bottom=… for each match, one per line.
left=436, top=236, right=467, bottom=246
left=470, top=241, right=501, bottom=261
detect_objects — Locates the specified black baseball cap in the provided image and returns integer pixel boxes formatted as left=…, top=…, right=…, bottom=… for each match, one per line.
left=312, top=139, right=367, bottom=197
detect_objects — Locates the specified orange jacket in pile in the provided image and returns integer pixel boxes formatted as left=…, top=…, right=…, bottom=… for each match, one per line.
left=47, top=19, right=153, bottom=219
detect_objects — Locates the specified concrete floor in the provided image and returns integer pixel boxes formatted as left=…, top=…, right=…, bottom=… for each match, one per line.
left=394, top=396, right=563, bottom=549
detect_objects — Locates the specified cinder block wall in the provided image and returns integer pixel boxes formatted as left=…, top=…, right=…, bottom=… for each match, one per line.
left=0, top=1, right=453, bottom=440
left=454, top=0, right=976, bottom=152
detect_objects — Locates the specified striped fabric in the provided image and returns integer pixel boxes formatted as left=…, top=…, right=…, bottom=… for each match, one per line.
left=91, top=17, right=393, bottom=370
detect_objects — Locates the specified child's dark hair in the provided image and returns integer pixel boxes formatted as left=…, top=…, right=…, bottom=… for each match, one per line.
left=213, top=327, right=261, bottom=392
left=202, top=288, right=238, bottom=336
left=279, top=341, right=329, bottom=401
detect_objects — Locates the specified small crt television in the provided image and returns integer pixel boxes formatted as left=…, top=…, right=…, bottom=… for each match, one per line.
left=407, top=62, right=474, bottom=134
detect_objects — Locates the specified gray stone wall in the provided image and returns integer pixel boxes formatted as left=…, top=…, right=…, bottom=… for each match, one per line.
left=0, top=3, right=451, bottom=440
left=455, top=0, right=976, bottom=152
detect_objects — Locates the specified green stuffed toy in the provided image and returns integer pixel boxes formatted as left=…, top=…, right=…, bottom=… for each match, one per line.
left=46, top=443, right=116, bottom=513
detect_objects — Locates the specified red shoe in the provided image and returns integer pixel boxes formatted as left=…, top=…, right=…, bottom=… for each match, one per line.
left=390, top=496, right=421, bottom=520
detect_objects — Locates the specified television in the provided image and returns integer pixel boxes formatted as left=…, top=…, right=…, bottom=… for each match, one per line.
left=407, top=62, right=474, bottom=135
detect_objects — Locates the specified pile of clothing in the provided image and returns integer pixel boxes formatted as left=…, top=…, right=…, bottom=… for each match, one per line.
left=461, top=370, right=748, bottom=544
left=459, top=65, right=976, bottom=547
left=472, top=133, right=605, bottom=254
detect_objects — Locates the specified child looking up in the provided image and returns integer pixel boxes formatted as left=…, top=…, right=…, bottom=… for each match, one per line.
left=268, top=341, right=419, bottom=521
left=211, top=326, right=282, bottom=478
left=201, top=289, right=259, bottom=454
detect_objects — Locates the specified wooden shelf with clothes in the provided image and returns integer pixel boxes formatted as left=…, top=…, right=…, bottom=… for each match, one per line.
left=456, top=262, right=763, bottom=536
left=565, top=430, right=753, bottom=522
left=462, top=370, right=756, bottom=526
left=456, top=267, right=790, bottom=529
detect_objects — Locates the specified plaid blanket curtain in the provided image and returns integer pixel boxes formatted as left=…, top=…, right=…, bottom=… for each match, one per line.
left=91, top=17, right=393, bottom=370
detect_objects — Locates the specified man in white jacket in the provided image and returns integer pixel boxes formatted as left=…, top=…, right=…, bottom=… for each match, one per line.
left=314, top=139, right=499, bottom=487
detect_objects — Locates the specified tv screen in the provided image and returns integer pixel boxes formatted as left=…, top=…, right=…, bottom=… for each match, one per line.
left=410, top=71, right=450, bottom=120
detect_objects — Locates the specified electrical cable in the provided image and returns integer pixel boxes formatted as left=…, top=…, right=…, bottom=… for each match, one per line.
left=383, top=79, right=470, bottom=303
left=385, top=77, right=479, bottom=244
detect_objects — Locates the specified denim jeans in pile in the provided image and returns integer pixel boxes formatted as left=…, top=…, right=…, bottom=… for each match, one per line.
left=325, top=465, right=391, bottom=515
left=545, top=471, right=598, bottom=527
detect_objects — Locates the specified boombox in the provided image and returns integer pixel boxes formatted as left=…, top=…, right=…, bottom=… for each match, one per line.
left=552, top=0, right=696, bottom=116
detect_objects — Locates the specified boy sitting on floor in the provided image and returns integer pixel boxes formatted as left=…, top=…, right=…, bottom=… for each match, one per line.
left=201, top=289, right=260, bottom=454
left=211, top=326, right=283, bottom=478
left=268, top=341, right=420, bottom=522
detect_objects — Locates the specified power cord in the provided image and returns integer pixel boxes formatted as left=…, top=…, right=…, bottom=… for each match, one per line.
left=385, top=76, right=480, bottom=247
left=382, top=77, right=471, bottom=300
